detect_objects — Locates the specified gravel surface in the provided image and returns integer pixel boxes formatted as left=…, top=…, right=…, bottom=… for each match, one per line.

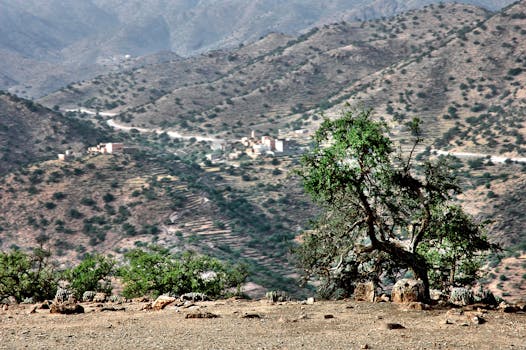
left=1, top=300, right=525, bottom=350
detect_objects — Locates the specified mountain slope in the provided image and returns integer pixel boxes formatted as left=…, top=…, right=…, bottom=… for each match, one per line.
left=41, top=3, right=491, bottom=139
left=0, top=91, right=108, bottom=175
left=330, top=0, right=526, bottom=156
left=0, top=0, right=516, bottom=97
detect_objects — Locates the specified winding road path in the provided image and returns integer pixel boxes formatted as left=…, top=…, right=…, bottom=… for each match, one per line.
left=433, top=149, right=526, bottom=164
left=66, top=108, right=525, bottom=163
left=64, top=107, right=223, bottom=143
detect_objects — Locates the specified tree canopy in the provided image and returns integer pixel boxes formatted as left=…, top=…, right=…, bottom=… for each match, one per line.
left=296, top=108, right=496, bottom=300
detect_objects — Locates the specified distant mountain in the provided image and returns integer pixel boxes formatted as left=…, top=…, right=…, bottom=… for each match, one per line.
left=0, top=0, right=517, bottom=97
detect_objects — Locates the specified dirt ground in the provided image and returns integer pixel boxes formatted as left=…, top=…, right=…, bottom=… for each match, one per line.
left=0, top=300, right=525, bottom=350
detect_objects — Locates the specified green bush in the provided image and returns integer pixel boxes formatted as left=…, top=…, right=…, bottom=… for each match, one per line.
left=118, top=246, right=247, bottom=299
left=65, top=254, right=115, bottom=298
left=0, top=249, right=58, bottom=302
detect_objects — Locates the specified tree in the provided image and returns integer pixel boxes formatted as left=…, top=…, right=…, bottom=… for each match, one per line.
left=0, top=248, right=58, bottom=302
left=296, top=108, right=496, bottom=300
left=65, top=254, right=115, bottom=298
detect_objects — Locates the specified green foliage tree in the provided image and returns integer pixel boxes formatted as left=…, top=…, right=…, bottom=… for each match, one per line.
left=65, top=254, right=115, bottom=298
left=0, top=248, right=58, bottom=302
left=296, top=108, right=496, bottom=300
left=119, top=246, right=247, bottom=299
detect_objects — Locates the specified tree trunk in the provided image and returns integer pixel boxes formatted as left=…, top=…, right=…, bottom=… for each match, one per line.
left=412, top=264, right=431, bottom=303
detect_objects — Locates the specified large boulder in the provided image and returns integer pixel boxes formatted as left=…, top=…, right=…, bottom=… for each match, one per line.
left=152, top=295, right=177, bottom=311
left=50, top=302, right=84, bottom=314
left=354, top=282, right=376, bottom=302
left=391, top=279, right=425, bottom=303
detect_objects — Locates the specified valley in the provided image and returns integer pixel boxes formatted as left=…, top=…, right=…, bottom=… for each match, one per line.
left=0, top=1, right=525, bottom=302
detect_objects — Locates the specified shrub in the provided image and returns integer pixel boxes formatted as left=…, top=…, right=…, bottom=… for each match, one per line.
left=118, top=246, right=247, bottom=298
left=65, top=254, right=115, bottom=298
left=68, top=208, right=84, bottom=219
left=52, top=192, right=66, bottom=200
left=102, top=193, right=115, bottom=203
left=80, top=197, right=96, bottom=206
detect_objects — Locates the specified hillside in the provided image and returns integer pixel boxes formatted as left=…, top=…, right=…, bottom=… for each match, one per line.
left=0, top=91, right=108, bottom=175
left=3, top=2, right=526, bottom=299
left=0, top=139, right=315, bottom=295
left=41, top=3, right=491, bottom=139
left=35, top=1, right=526, bottom=299
left=334, top=0, right=526, bottom=157
left=0, top=0, right=516, bottom=97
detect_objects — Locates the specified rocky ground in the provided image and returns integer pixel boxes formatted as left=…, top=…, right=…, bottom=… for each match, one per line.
left=0, top=299, right=525, bottom=350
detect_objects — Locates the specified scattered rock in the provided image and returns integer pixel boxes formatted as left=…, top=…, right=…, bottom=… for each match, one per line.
left=324, top=314, right=334, bottom=319
left=361, top=344, right=370, bottom=349
left=446, top=309, right=464, bottom=317
left=449, top=288, right=473, bottom=306
left=383, top=323, right=405, bottom=330
left=140, top=302, right=153, bottom=311
left=2, top=304, right=8, bottom=311
left=1, top=296, right=17, bottom=305
left=471, top=316, right=485, bottom=325
left=354, top=282, right=376, bottom=302
left=498, top=302, right=519, bottom=313
left=241, top=313, right=261, bottom=319
left=376, top=294, right=390, bottom=303
left=100, top=306, right=126, bottom=312
left=306, top=297, right=315, bottom=305
left=93, top=293, right=107, bottom=303
left=183, top=301, right=196, bottom=308
left=462, top=303, right=493, bottom=311
left=27, top=305, right=38, bottom=314
left=430, top=289, right=447, bottom=302
left=401, top=302, right=429, bottom=311
left=180, top=292, right=210, bottom=302
left=472, top=287, right=497, bottom=306
left=50, top=302, right=84, bottom=315
left=108, top=295, right=124, bottom=303
left=54, top=287, right=74, bottom=303
left=152, top=295, right=177, bottom=311
left=391, top=279, right=425, bottom=304
left=133, top=297, right=150, bottom=303
left=265, top=290, right=290, bottom=303
left=39, top=300, right=50, bottom=309
left=185, top=311, right=219, bottom=319
left=82, top=291, right=96, bottom=302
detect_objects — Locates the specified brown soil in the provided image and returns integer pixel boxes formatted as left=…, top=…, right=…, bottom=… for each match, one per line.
left=1, top=300, right=525, bottom=350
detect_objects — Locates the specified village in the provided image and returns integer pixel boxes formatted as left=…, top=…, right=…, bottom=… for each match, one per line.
left=57, top=142, right=132, bottom=161
left=206, top=130, right=306, bottom=163
left=56, top=127, right=309, bottom=165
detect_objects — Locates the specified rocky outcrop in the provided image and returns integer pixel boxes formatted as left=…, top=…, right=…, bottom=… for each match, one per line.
left=354, top=282, right=376, bottom=302
left=391, top=279, right=425, bottom=304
